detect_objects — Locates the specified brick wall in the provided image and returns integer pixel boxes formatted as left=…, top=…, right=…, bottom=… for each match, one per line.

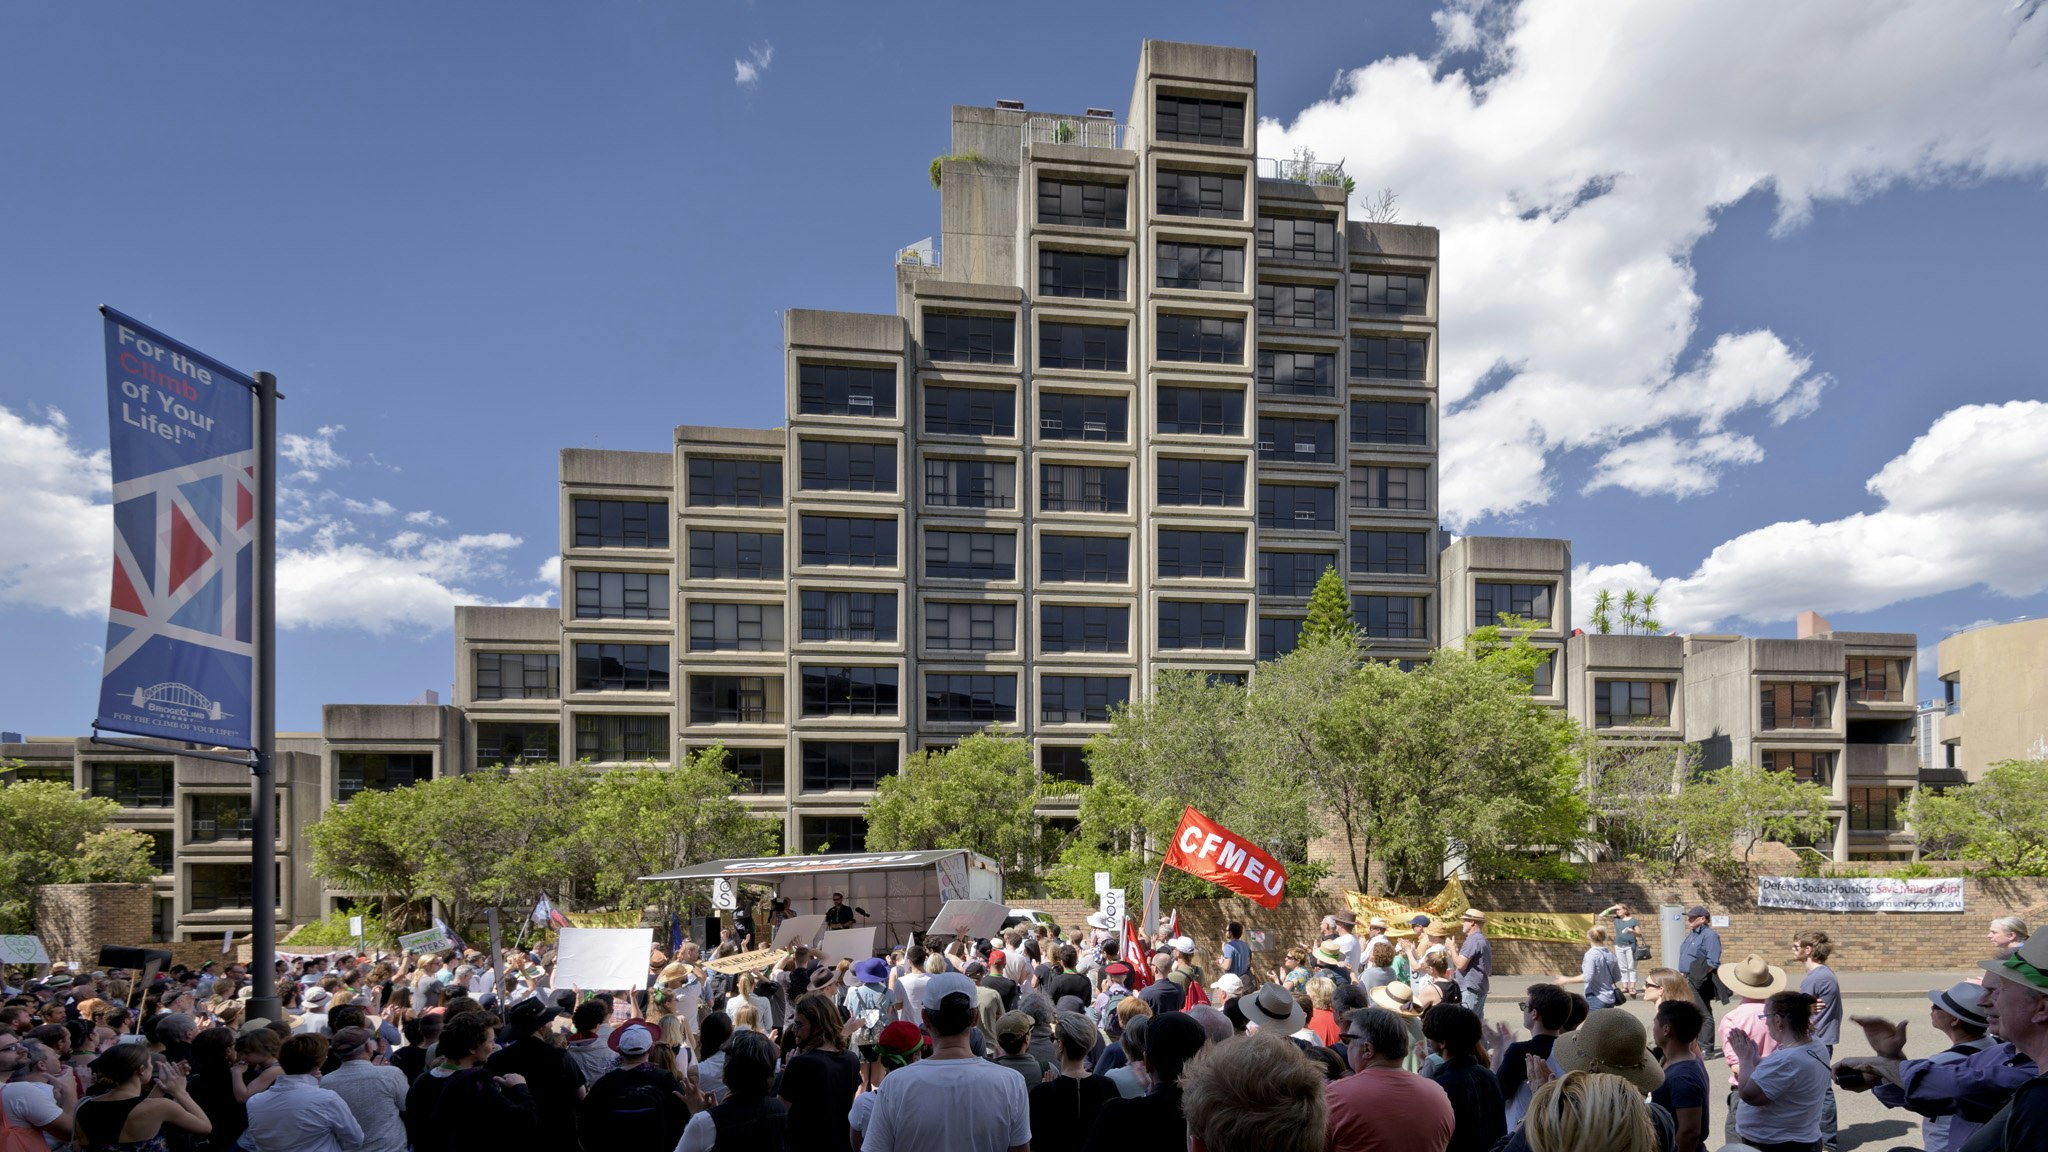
left=35, top=883, right=153, bottom=967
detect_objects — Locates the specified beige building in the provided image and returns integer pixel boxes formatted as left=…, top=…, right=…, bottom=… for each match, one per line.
left=1937, top=616, right=2048, bottom=779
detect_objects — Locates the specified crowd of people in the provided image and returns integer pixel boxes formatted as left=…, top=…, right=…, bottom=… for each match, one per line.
left=0, top=907, right=2042, bottom=1152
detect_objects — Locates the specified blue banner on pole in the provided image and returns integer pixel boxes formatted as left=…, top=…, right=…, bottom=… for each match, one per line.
left=95, top=309, right=258, bottom=749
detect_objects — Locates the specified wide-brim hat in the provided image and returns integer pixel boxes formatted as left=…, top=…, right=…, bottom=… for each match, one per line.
left=606, top=1017, right=655, bottom=1053
left=1553, top=1008, right=1665, bottom=1094
left=808, top=967, right=839, bottom=992
left=1928, top=981, right=1988, bottom=1029
left=1980, top=933, right=2048, bottom=994
left=1086, top=911, right=1114, bottom=931
left=1331, top=912, right=1357, bottom=929
left=853, top=957, right=891, bottom=986
left=1311, top=942, right=1347, bottom=967
left=506, top=996, right=561, bottom=1037
left=1371, top=981, right=1422, bottom=1017
left=1717, top=954, right=1787, bottom=1000
left=1459, top=909, right=1486, bottom=924
left=1238, top=983, right=1305, bottom=1033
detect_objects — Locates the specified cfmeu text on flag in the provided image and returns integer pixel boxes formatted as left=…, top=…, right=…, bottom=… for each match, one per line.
left=1163, top=807, right=1289, bottom=908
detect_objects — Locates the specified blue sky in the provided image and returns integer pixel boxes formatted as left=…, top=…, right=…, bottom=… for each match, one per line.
left=3, top=1, right=2044, bottom=732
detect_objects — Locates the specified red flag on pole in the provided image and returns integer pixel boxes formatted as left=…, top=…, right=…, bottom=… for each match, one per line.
left=1122, top=916, right=1152, bottom=989
left=1162, top=806, right=1290, bottom=909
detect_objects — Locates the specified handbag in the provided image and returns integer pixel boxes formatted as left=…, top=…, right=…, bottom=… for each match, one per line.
left=1634, top=945, right=1652, bottom=962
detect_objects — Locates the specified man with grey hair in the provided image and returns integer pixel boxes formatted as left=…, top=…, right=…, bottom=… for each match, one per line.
left=1327, top=1007, right=1454, bottom=1152
left=322, top=1026, right=409, bottom=1152
left=1184, top=1005, right=1233, bottom=1045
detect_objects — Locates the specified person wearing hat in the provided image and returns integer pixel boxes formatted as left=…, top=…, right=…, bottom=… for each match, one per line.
left=1327, top=912, right=1364, bottom=972
left=1677, top=905, right=1725, bottom=1053
left=1310, top=940, right=1354, bottom=990
left=844, top=956, right=894, bottom=1090
left=1837, top=981, right=1994, bottom=1152
left=1453, top=909, right=1492, bottom=1020
left=1714, top=953, right=1787, bottom=1122
left=322, top=1026, right=410, bottom=1152
left=859, top=970, right=1031, bottom=1152
left=580, top=1018, right=688, bottom=1150
left=990, top=1009, right=1048, bottom=1084
left=482, top=995, right=583, bottom=1147
left=293, top=986, right=332, bottom=1036
left=848, top=1020, right=924, bottom=1146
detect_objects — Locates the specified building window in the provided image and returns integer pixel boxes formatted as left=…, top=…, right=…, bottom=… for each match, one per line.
left=925, top=601, right=1017, bottom=652
left=574, top=714, right=670, bottom=763
left=1258, top=417, right=1337, bottom=464
left=574, top=570, right=669, bottom=620
left=1041, top=604, right=1130, bottom=654
left=1350, top=530, right=1429, bottom=575
left=1352, top=464, right=1428, bottom=511
left=1039, top=321, right=1129, bottom=372
left=923, top=312, right=1015, bottom=365
left=1474, top=582, right=1555, bottom=628
left=473, top=651, right=559, bottom=700
left=144, top=830, right=172, bottom=874
left=1257, top=282, right=1338, bottom=330
left=1041, top=676, right=1130, bottom=724
left=1350, top=272, right=1429, bottom=316
left=798, top=363, right=897, bottom=418
left=800, top=515, right=897, bottom=568
left=1039, top=464, right=1130, bottom=513
left=1156, top=313, right=1245, bottom=364
left=1351, top=335, right=1429, bottom=381
left=801, top=591, right=898, bottom=643
left=1156, top=386, right=1245, bottom=436
left=1762, top=682, right=1833, bottom=730
left=687, top=531, right=782, bottom=581
left=189, top=794, right=273, bottom=844
left=1259, top=483, right=1337, bottom=530
left=1155, top=95, right=1245, bottom=147
left=1531, top=652, right=1557, bottom=697
left=1041, top=745, right=1092, bottom=784
left=925, top=530, right=1018, bottom=580
left=187, top=863, right=257, bottom=912
left=88, top=762, right=172, bottom=808
left=800, top=666, right=899, bottom=719
left=1158, top=529, right=1246, bottom=579
left=689, top=676, right=783, bottom=725
left=1156, top=169, right=1245, bottom=219
left=799, top=439, right=896, bottom=493
left=686, top=459, right=781, bottom=508
left=924, top=385, right=1016, bottom=437
left=1038, top=178, right=1127, bottom=228
left=1038, top=392, right=1127, bottom=442
left=703, top=747, right=785, bottom=796
left=1157, top=242, right=1245, bottom=292
left=925, top=674, right=1018, bottom=724
left=801, top=744, right=897, bottom=792
left=475, top=722, right=559, bottom=770
left=1040, top=534, right=1129, bottom=584
left=1259, top=617, right=1305, bottom=661
left=6, top=765, right=72, bottom=785
left=1849, top=787, right=1909, bottom=832
left=688, top=602, right=786, bottom=652
left=1353, top=595, right=1428, bottom=641
left=1158, top=601, right=1247, bottom=650
left=924, top=457, right=1016, bottom=509
left=1763, top=749, right=1834, bottom=786
left=800, top=814, right=869, bottom=852
left=573, top=499, right=669, bottom=549
left=1039, top=250, right=1127, bottom=300
left=1351, top=400, right=1429, bottom=446
left=573, top=643, right=669, bottom=693
left=1260, top=552, right=1334, bottom=598
left=1594, top=681, right=1673, bottom=728
left=1156, top=458, right=1246, bottom=507
left=1847, top=657, right=1907, bottom=704
left=336, top=753, right=430, bottom=801
left=1257, top=350, right=1336, bottom=397
left=1257, top=215, right=1338, bottom=263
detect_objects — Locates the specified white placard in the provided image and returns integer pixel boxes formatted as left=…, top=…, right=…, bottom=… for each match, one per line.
left=1757, top=876, right=1966, bottom=913
left=348, top=915, right=364, bottom=937
left=551, top=927, right=654, bottom=991
left=771, top=914, right=828, bottom=950
left=0, top=935, right=49, bottom=965
left=818, top=926, right=878, bottom=963
left=1101, top=888, right=1127, bottom=934
left=711, top=878, right=738, bottom=911
left=1711, top=915, right=1730, bottom=928
left=1094, top=871, right=1112, bottom=896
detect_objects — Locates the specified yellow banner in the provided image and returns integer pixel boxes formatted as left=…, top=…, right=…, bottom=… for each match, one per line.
left=704, top=947, right=789, bottom=975
left=1345, top=882, right=1599, bottom=944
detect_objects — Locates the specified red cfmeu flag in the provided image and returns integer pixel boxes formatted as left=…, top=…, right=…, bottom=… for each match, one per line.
left=1121, top=917, right=1152, bottom=989
left=1163, top=807, right=1289, bottom=909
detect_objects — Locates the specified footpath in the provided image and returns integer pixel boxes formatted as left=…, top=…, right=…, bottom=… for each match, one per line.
left=1500, top=969, right=1975, bottom=999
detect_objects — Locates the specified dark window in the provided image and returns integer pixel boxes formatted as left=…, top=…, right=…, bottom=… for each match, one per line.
left=801, top=814, right=869, bottom=852
left=1257, top=282, right=1337, bottom=330
left=1257, top=216, right=1338, bottom=263
left=800, top=515, right=898, bottom=568
left=573, top=643, right=670, bottom=693
left=1158, top=601, right=1247, bottom=649
left=574, top=570, right=669, bottom=620
left=924, top=385, right=1016, bottom=437
left=1156, top=386, right=1245, bottom=435
left=1156, top=169, right=1245, bottom=219
left=925, top=674, right=1018, bottom=724
left=188, top=864, right=258, bottom=912
left=475, top=722, right=559, bottom=770
left=1041, top=604, right=1131, bottom=654
left=89, top=762, right=172, bottom=808
left=688, top=602, right=785, bottom=651
left=801, top=666, right=899, bottom=718
left=695, top=746, right=785, bottom=796
left=573, top=499, right=669, bottom=549
left=1474, top=582, right=1555, bottom=627
left=1594, top=681, right=1673, bottom=728
left=1762, top=682, right=1832, bottom=730
left=1156, top=458, right=1246, bottom=506
left=1532, top=653, right=1556, bottom=696
left=1351, top=464, right=1429, bottom=511
left=1258, top=417, right=1337, bottom=464
left=1257, top=350, right=1336, bottom=396
left=574, top=714, right=669, bottom=762
left=688, top=531, right=782, bottom=580
left=1260, top=552, right=1334, bottom=597
left=1158, top=529, right=1246, bottom=578
left=799, top=439, right=896, bottom=493
left=799, top=363, right=897, bottom=418
left=1259, top=617, right=1305, bottom=660
left=1157, top=242, right=1245, bottom=291
left=1157, top=313, right=1245, bottom=363
left=924, top=312, right=1015, bottom=365
left=5, top=764, right=71, bottom=785
left=1351, top=272, right=1429, bottom=316
left=1039, top=392, right=1128, bottom=442
left=1850, top=787, right=1908, bottom=832
left=189, top=794, right=275, bottom=843
left=1041, top=745, right=1092, bottom=784
left=1353, top=595, right=1428, bottom=641
left=801, top=744, right=897, bottom=792
left=1351, top=401, right=1429, bottom=446
left=1351, top=335, right=1429, bottom=381
left=1350, top=530, right=1430, bottom=575
left=924, top=601, right=1017, bottom=651
left=924, top=458, right=1016, bottom=509
left=1040, top=464, right=1130, bottom=513
left=1847, top=658, right=1907, bottom=703
left=1039, top=250, right=1127, bottom=300
left=1040, top=534, right=1129, bottom=583
left=689, top=676, right=783, bottom=724
left=1155, top=95, right=1245, bottom=147
left=1038, top=178, right=1127, bottom=228
left=1763, top=749, right=1834, bottom=786
left=801, top=591, right=898, bottom=643
left=1259, top=483, right=1337, bottom=530
left=474, top=651, right=559, bottom=700
left=1041, top=676, right=1130, bottom=724
left=925, top=530, right=1018, bottom=580
left=686, top=459, right=781, bottom=508
left=336, top=753, right=430, bottom=801
left=145, top=830, right=172, bottom=873
left=1039, top=321, right=1129, bottom=371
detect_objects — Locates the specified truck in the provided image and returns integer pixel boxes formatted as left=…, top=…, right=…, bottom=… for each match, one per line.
left=645, top=848, right=1003, bottom=952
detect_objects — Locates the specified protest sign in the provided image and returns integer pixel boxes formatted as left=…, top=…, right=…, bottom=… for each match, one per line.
left=0, top=936, right=49, bottom=965
left=771, top=914, right=827, bottom=950
left=819, top=926, right=878, bottom=963
left=553, top=927, right=653, bottom=991
left=1758, top=876, right=1965, bottom=913
left=397, top=927, right=454, bottom=955
left=926, top=899, right=1009, bottom=939
left=705, top=947, right=788, bottom=975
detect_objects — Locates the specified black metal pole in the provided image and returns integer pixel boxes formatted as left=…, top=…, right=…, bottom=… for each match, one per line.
left=247, top=370, right=280, bottom=1024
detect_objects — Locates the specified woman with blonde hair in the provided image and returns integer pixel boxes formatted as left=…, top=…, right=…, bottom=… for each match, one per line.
left=1304, top=976, right=1341, bottom=1046
left=1525, top=1070, right=1658, bottom=1152
left=1555, top=924, right=1623, bottom=1008
left=1274, top=945, right=1311, bottom=993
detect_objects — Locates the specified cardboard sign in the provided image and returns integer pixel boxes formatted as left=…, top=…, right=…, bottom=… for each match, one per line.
left=397, top=927, right=455, bottom=955
left=552, top=927, right=654, bottom=992
left=711, top=878, right=738, bottom=911
left=1247, top=929, right=1273, bottom=953
left=0, top=935, right=50, bottom=965
left=818, top=926, right=878, bottom=963
left=348, top=916, right=364, bottom=937
left=926, top=899, right=1010, bottom=940
left=771, top=914, right=827, bottom=950
left=705, top=947, right=789, bottom=975
left=1101, top=889, right=1127, bottom=934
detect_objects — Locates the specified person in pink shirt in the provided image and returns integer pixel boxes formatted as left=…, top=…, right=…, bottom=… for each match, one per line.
left=1327, top=1006, right=1454, bottom=1152
left=1713, top=954, right=1785, bottom=1145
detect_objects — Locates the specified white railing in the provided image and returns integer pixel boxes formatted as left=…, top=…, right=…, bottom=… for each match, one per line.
left=1258, top=155, right=1350, bottom=188
left=1022, top=116, right=1124, bottom=151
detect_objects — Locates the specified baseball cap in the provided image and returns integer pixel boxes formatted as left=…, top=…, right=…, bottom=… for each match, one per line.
left=1685, top=905, right=1710, bottom=919
left=923, top=971, right=977, bottom=1007
left=994, top=1010, right=1033, bottom=1041
left=1170, top=936, right=1196, bottom=955
left=876, top=1020, right=924, bottom=1054
left=613, top=1024, right=655, bottom=1055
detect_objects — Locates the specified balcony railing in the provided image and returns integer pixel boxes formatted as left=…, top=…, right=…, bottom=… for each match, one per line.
left=1022, top=116, right=1124, bottom=151
left=897, top=237, right=940, bottom=267
left=1258, top=155, right=1351, bottom=188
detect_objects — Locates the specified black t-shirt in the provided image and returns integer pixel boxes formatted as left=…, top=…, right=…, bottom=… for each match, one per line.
left=1427, top=1056, right=1508, bottom=1152
left=486, top=1035, right=586, bottom=1146
left=825, top=904, right=855, bottom=927
left=1030, top=1073, right=1119, bottom=1149
left=1650, top=1055, right=1712, bottom=1148
left=1047, top=971, right=1093, bottom=1005
left=983, top=974, right=1021, bottom=1011
left=1496, top=1033, right=1558, bottom=1105
left=780, top=1048, right=860, bottom=1150
left=579, top=1063, right=687, bottom=1151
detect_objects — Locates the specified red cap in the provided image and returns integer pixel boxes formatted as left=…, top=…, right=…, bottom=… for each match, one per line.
left=989, top=950, right=1006, bottom=966
left=876, top=1020, right=924, bottom=1054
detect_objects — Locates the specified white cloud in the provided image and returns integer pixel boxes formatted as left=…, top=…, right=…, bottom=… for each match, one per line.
left=281, top=424, right=347, bottom=482
left=1573, top=401, right=2048, bottom=631
left=734, top=43, right=773, bottom=89
left=278, top=533, right=547, bottom=634
left=403, top=509, right=448, bottom=527
left=1583, top=431, right=1762, bottom=499
left=0, top=405, right=111, bottom=615
left=342, top=497, right=396, bottom=516
left=1262, top=0, right=2048, bottom=526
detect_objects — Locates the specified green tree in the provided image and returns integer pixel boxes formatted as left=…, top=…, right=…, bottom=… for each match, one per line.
left=1582, top=733, right=1701, bottom=862
left=1909, top=759, right=2048, bottom=871
left=1668, top=763, right=1833, bottom=864
left=307, top=786, right=430, bottom=926
left=1590, top=588, right=1662, bottom=635
left=580, top=747, right=781, bottom=927
left=1299, top=566, right=1358, bottom=649
left=865, top=730, right=1040, bottom=869
left=0, top=779, right=156, bottom=933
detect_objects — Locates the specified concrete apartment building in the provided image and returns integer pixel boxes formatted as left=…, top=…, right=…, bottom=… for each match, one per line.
left=1936, top=616, right=2048, bottom=778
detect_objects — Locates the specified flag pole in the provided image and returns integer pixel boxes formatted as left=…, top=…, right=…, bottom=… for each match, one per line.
left=246, top=370, right=281, bottom=1026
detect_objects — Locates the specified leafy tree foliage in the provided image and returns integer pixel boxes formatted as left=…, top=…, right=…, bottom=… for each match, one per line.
left=1910, top=759, right=2048, bottom=872
left=308, top=785, right=429, bottom=925
left=0, top=778, right=156, bottom=933
left=1667, top=763, right=1834, bottom=863
left=1584, top=734, right=1701, bottom=860
left=581, top=747, right=780, bottom=926
left=1299, top=566, right=1358, bottom=649
left=864, top=730, right=1040, bottom=869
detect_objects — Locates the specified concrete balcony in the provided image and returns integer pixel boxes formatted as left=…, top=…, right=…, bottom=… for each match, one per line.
left=1843, top=742, right=1919, bottom=784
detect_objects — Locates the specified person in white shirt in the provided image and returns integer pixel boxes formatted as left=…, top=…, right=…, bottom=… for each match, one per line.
left=861, top=971, right=1029, bottom=1152
left=1329, top=913, right=1364, bottom=973
left=2, top=1036, right=78, bottom=1149
left=318, top=1028, right=407, bottom=1152
left=1727, top=989, right=1833, bottom=1150
left=241, top=1034, right=364, bottom=1152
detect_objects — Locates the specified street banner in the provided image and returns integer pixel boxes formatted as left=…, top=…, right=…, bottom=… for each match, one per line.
left=95, top=309, right=257, bottom=748
left=1163, top=806, right=1289, bottom=909
left=1345, top=881, right=1600, bottom=944
left=1758, top=876, right=1965, bottom=913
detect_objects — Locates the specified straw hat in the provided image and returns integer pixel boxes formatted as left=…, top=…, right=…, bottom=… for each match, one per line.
left=1371, top=981, right=1422, bottom=1016
left=1553, top=1008, right=1665, bottom=1094
left=1236, top=983, right=1305, bottom=1033
left=1311, top=942, right=1348, bottom=967
left=1717, top=954, right=1788, bottom=1000
left=1458, top=909, right=1486, bottom=924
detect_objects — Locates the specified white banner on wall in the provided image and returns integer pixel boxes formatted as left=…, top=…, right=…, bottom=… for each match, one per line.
left=1757, top=876, right=1965, bottom=913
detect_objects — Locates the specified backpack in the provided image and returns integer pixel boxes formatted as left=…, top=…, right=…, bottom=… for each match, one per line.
left=1182, top=977, right=1210, bottom=1008
left=846, top=984, right=888, bottom=1047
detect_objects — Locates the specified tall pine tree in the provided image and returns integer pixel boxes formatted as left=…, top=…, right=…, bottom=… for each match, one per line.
left=1299, top=565, right=1358, bottom=649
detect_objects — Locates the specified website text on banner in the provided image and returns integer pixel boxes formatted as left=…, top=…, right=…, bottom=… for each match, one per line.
left=1757, top=876, right=1967, bottom=913
left=95, top=310, right=258, bottom=748
left=1163, top=806, right=1289, bottom=909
